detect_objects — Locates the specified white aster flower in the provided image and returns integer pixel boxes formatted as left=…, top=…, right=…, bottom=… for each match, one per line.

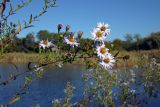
left=35, top=67, right=43, bottom=72
left=64, top=35, right=79, bottom=47
left=52, top=99, right=60, bottom=104
left=123, top=82, right=129, bottom=86
left=99, top=54, right=115, bottom=69
left=97, top=22, right=110, bottom=36
left=91, top=28, right=106, bottom=40
left=131, top=78, right=135, bottom=82
left=130, top=89, right=136, bottom=93
left=96, top=45, right=109, bottom=58
left=39, top=40, right=53, bottom=49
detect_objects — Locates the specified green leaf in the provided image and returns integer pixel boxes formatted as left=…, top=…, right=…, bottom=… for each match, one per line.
left=44, top=0, right=48, bottom=8
left=29, top=14, right=32, bottom=24
left=109, top=90, right=113, bottom=95
left=25, top=75, right=32, bottom=84
left=18, top=20, right=21, bottom=27
left=24, top=21, right=27, bottom=27
left=29, top=0, right=32, bottom=2
left=7, top=96, right=21, bottom=106
left=9, top=3, right=13, bottom=11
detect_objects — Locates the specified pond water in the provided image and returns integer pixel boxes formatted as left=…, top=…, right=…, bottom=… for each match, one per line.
left=0, top=64, right=160, bottom=107
left=0, top=64, right=86, bottom=107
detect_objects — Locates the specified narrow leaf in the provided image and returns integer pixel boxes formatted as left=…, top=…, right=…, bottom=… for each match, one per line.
left=29, top=0, right=32, bottom=2
left=18, top=20, right=21, bottom=27
left=7, top=96, right=21, bottom=106
left=9, top=3, right=13, bottom=12
left=114, top=51, right=119, bottom=57
left=29, top=14, right=32, bottom=24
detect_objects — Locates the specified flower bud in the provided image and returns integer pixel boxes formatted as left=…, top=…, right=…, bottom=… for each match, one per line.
left=69, top=32, right=74, bottom=38
left=3, top=0, right=7, bottom=4
left=66, top=24, right=70, bottom=32
left=123, top=55, right=130, bottom=60
left=15, top=26, right=21, bottom=34
left=77, top=31, right=83, bottom=39
left=57, top=24, right=63, bottom=33
left=3, top=80, right=9, bottom=86
left=83, top=43, right=89, bottom=50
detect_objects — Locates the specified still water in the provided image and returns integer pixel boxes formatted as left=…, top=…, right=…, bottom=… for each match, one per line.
left=0, top=64, right=85, bottom=107
left=0, top=64, right=160, bottom=107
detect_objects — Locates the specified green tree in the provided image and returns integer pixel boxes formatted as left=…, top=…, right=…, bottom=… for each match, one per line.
left=112, top=39, right=124, bottom=50
left=23, top=33, right=37, bottom=52
left=134, top=34, right=141, bottom=51
left=37, top=30, right=52, bottom=40
left=124, top=33, right=133, bottom=50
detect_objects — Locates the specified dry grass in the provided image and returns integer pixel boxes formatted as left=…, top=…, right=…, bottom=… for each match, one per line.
left=115, top=49, right=160, bottom=68
left=0, top=50, right=159, bottom=68
left=0, top=52, right=40, bottom=63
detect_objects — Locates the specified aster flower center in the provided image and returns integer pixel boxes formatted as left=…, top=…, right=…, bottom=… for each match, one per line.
left=43, top=40, right=48, bottom=45
left=100, top=47, right=106, bottom=54
left=101, top=26, right=106, bottom=31
left=103, top=58, right=110, bottom=64
left=96, top=31, right=103, bottom=38
left=68, top=37, right=75, bottom=43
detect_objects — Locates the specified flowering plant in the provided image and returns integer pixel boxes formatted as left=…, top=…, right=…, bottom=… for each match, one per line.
left=0, top=1, right=159, bottom=107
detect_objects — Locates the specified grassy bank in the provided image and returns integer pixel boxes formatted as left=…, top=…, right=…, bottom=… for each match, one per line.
left=0, top=53, right=40, bottom=63
left=114, top=49, right=160, bottom=68
left=0, top=50, right=159, bottom=68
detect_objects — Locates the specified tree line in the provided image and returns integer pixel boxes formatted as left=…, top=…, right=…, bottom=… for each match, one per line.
left=3, top=30, right=160, bottom=53
left=112, top=32, right=160, bottom=51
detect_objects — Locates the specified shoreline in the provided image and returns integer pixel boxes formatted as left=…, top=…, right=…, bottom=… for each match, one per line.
left=0, top=50, right=159, bottom=68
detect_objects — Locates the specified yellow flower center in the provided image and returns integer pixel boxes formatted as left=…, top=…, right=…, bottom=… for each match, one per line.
left=101, top=26, right=107, bottom=31
left=68, top=37, right=75, bottom=43
left=103, top=58, right=110, bottom=64
left=100, top=47, right=106, bottom=54
left=43, top=40, right=48, bottom=45
left=96, top=31, right=103, bottom=38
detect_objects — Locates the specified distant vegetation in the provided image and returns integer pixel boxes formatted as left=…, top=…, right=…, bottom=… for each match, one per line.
left=3, top=30, right=160, bottom=53
left=112, top=32, right=160, bottom=51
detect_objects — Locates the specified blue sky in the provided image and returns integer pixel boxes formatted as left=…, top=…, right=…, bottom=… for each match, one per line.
left=6, top=0, right=160, bottom=40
